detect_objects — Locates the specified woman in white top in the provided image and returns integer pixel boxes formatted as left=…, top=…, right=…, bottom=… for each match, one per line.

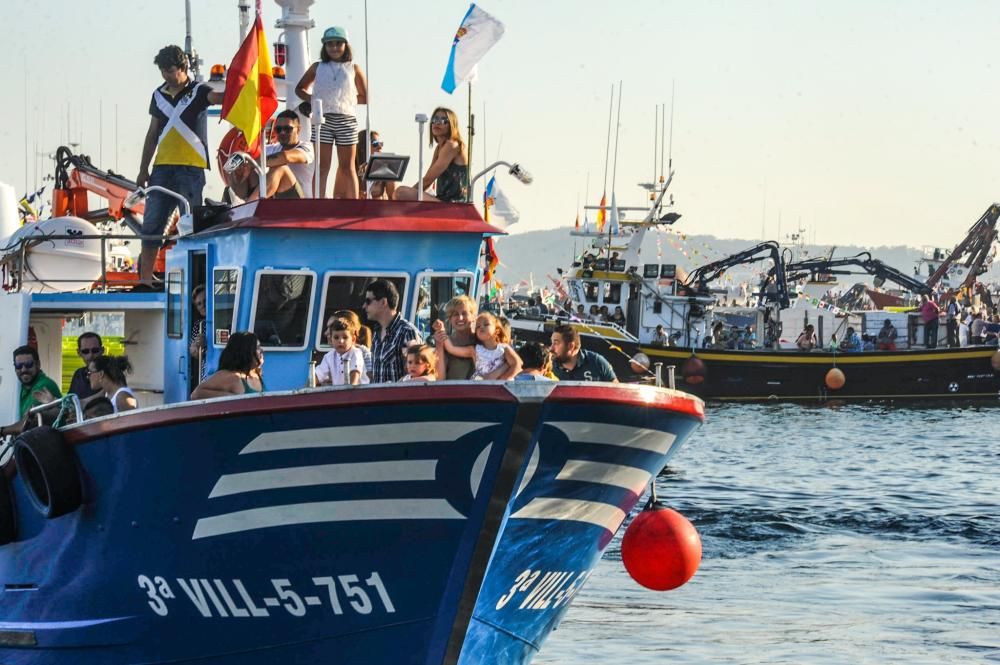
left=88, top=355, right=137, bottom=414
left=294, top=26, right=368, bottom=199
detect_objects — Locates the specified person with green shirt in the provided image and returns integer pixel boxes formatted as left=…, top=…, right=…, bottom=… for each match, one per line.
left=12, top=345, right=61, bottom=419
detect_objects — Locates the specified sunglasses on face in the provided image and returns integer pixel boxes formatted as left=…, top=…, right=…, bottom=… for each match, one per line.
left=371, top=140, right=383, bottom=148
left=430, top=117, right=449, bottom=125
left=275, top=125, right=295, bottom=133
left=79, top=347, right=102, bottom=356
left=14, top=361, right=35, bottom=371
left=87, top=369, right=101, bottom=378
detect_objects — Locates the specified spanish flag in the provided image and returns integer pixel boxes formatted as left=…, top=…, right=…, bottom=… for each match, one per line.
left=221, top=15, right=278, bottom=157
left=596, top=193, right=607, bottom=232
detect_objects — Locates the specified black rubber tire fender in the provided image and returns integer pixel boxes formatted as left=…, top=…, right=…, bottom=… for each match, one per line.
left=0, top=473, right=16, bottom=545
left=13, top=426, right=83, bottom=519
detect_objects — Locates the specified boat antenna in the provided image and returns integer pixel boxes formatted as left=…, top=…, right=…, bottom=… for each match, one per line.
left=184, top=0, right=202, bottom=81
left=652, top=104, right=658, bottom=198
left=667, top=81, right=674, bottom=176
left=466, top=81, right=475, bottom=201
left=363, top=0, right=372, bottom=196
left=601, top=84, right=613, bottom=212
left=610, top=80, right=622, bottom=198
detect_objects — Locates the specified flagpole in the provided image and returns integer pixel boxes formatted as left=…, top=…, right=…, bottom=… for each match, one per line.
left=256, top=9, right=267, bottom=198
left=466, top=81, right=474, bottom=202
left=363, top=0, right=372, bottom=197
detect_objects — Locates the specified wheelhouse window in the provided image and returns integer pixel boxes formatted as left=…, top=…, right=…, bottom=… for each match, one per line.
left=583, top=281, right=599, bottom=302
left=316, top=272, right=407, bottom=349
left=166, top=270, right=183, bottom=339
left=250, top=270, right=316, bottom=350
left=603, top=282, right=622, bottom=304
left=211, top=268, right=242, bottom=347
left=412, top=272, right=474, bottom=338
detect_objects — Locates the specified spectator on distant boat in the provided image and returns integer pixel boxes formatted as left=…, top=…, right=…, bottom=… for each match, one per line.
left=189, top=285, right=208, bottom=382
left=588, top=304, right=601, bottom=322
left=839, top=327, right=862, bottom=353
left=400, top=344, right=437, bottom=382
left=88, top=355, right=138, bottom=414
left=266, top=109, right=315, bottom=197
left=599, top=305, right=611, bottom=322
left=394, top=107, right=468, bottom=203
left=876, top=319, right=898, bottom=351
left=827, top=334, right=839, bottom=351
left=945, top=295, right=961, bottom=348
left=969, top=311, right=986, bottom=344
left=365, top=279, right=421, bottom=383
left=575, top=304, right=587, bottom=320
left=355, top=130, right=394, bottom=200
left=69, top=332, right=104, bottom=399
left=224, top=151, right=303, bottom=202
left=652, top=324, right=669, bottom=347
left=550, top=324, right=617, bottom=382
left=795, top=324, right=817, bottom=351
left=708, top=321, right=727, bottom=349
left=432, top=295, right=478, bottom=380
left=515, top=342, right=556, bottom=381
left=917, top=293, right=941, bottom=348
left=295, top=26, right=368, bottom=199
left=191, top=332, right=265, bottom=399
left=611, top=306, right=626, bottom=327
left=136, top=45, right=225, bottom=288
left=985, top=313, right=1000, bottom=346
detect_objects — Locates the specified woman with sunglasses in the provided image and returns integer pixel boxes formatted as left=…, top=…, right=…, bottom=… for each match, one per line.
left=394, top=107, right=468, bottom=203
left=87, top=355, right=138, bottom=414
left=191, top=332, right=266, bottom=400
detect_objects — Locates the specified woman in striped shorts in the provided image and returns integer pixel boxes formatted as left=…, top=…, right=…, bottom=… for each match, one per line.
left=295, top=26, right=368, bottom=198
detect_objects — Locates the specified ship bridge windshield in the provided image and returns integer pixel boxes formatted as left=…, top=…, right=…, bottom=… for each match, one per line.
left=250, top=270, right=317, bottom=350
left=316, top=272, right=408, bottom=350
left=412, top=271, right=475, bottom=337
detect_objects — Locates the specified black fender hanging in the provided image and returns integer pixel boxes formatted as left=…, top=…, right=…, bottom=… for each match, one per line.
left=13, top=427, right=83, bottom=519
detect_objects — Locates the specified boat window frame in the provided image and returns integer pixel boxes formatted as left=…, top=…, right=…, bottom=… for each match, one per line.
left=248, top=268, right=318, bottom=352
left=603, top=281, right=623, bottom=305
left=583, top=280, right=600, bottom=303
left=410, top=270, right=477, bottom=338
left=210, top=266, right=243, bottom=349
left=314, top=270, right=410, bottom=351
left=166, top=269, right=184, bottom=339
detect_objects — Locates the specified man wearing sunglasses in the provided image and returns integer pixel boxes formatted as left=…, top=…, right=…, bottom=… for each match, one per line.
left=12, top=345, right=62, bottom=420
left=265, top=110, right=314, bottom=197
left=68, top=332, right=104, bottom=399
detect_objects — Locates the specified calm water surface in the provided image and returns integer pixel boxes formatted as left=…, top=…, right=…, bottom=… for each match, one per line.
left=537, top=403, right=1000, bottom=664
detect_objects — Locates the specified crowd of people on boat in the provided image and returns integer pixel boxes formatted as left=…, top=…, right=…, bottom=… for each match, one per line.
left=136, top=33, right=472, bottom=284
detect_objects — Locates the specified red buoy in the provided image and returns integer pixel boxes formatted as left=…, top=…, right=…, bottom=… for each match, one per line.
left=621, top=505, right=701, bottom=591
left=681, top=356, right=706, bottom=385
left=825, top=367, right=845, bottom=390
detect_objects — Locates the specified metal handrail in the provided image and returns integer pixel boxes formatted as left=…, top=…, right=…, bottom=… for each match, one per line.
left=1, top=232, right=170, bottom=293
left=29, top=394, right=83, bottom=428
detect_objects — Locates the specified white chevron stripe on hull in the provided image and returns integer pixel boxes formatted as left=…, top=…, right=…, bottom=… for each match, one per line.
left=510, top=498, right=626, bottom=533
left=554, top=460, right=651, bottom=496
left=209, top=460, right=439, bottom=498
left=548, top=422, right=676, bottom=455
left=193, top=498, right=465, bottom=540
left=240, top=422, right=497, bottom=454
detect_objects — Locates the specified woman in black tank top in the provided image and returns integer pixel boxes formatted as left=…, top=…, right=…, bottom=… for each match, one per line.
left=393, top=107, right=468, bottom=203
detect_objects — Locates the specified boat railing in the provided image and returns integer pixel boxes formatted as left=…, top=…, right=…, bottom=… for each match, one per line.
left=1, top=232, right=169, bottom=294
left=28, top=394, right=84, bottom=428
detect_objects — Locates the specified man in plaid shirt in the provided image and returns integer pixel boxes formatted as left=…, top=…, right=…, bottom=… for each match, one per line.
left=364, top=279, right=422, bottom=383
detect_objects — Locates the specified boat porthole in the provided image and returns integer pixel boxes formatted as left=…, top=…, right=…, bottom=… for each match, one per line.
left=948, top=382, right=959, bottom=393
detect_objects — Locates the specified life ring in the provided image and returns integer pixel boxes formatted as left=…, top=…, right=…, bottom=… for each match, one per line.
left=13, top=427, right=82, bottom=519
left=0, top=474, right=16, bottom=545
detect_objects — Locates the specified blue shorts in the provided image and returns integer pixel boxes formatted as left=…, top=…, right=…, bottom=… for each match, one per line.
left=141, top=165, right=206, bottom=249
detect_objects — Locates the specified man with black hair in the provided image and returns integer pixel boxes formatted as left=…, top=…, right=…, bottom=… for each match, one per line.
left=136, top=45, right=224, bottom=286
left=364, top=279, right=421, bottom=383
left=11, top=345, right=61, bottom=419
left=550, top=324, right=617, bottom=382
left=266, top=109, right=314, bottom=197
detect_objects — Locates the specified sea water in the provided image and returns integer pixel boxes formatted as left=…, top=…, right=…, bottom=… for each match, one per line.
left=538, top=402, right=1000, bottom=664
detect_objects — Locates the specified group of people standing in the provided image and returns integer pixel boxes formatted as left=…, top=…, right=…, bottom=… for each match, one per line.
left=137, top=28, right=472, bottom=283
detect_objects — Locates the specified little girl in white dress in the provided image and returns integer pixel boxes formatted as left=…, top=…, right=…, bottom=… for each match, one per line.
left=440, top=312, right=522, bottom=380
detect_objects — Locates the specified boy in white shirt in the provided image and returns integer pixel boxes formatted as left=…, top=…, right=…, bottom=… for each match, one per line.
left=315, top=318, right=368, bottom=385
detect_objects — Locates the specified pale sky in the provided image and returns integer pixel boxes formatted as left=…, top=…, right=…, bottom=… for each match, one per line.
left=2, top=0, right=1000, bottom=250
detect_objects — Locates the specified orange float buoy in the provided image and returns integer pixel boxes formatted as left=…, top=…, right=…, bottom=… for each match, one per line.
left=681, top=356, right=706, bottom=385
left=825, top=367, right=846, bottom=390
left=991, top=350, right=1000, bottom=372
left=621, top=505, right=702, bottom=591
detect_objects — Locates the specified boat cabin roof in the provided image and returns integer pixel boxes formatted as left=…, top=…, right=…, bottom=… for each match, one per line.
left=198, top=199, right=503, bottom=238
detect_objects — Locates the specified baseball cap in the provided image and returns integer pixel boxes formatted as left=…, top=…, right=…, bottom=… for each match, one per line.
left=322, top=26, right=348, bottom=43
